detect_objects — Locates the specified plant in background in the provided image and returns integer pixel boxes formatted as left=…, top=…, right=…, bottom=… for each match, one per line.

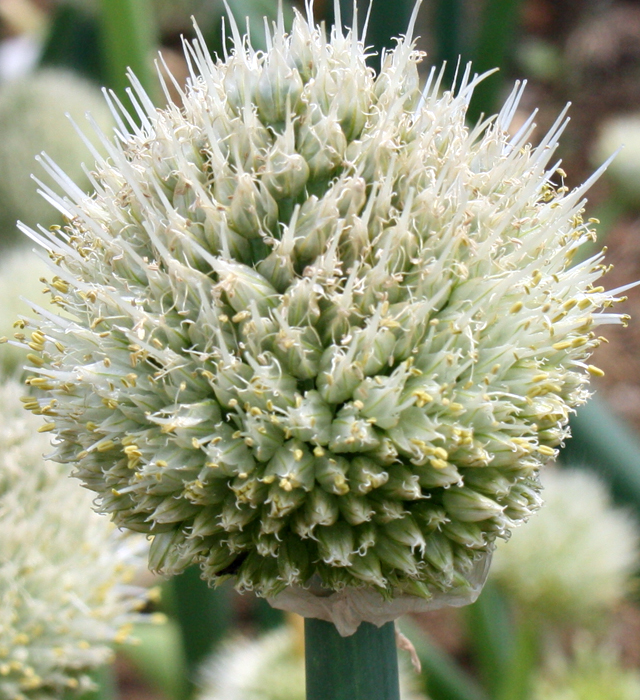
left=490, top=468, right=639, bottom=626
left=0, top=68, right=114, bottom=243
left=593, top=114, right=640, bottom=209
left=0, top=380, right=155, bottom=700
left=15, top=0, right=630, bottom=623
left=532, top=637, right=640, bottom=700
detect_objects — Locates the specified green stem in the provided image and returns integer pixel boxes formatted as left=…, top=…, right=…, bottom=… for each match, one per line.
left=305, top=619, right=400, bottom=700
left=98, top=0, right=158, bottom=104
left=467, top=0, right=526, bottom=123
left=434, top=0, right=469, bottom=86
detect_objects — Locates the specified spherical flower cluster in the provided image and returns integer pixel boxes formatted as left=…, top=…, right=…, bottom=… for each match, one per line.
left=490, top=468, right=638, bottom=624
left=18, top=4, right=628, bottom=600
left=0, top=381, right=152, bottom=700
left=198, top=624, right=426, bottom=700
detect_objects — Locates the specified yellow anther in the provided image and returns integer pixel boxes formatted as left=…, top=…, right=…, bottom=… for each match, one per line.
left=26, top=354, right=44, bottom=367
left=279, top=477, right=293, bottom=492
left=429, top=457, right=449, bottom=470
left=587, top=365, right=605, bottom=377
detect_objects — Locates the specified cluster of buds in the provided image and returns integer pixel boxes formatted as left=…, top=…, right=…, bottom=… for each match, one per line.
left=0, top=382, right=152, bottom=700
left=17, top=3, right=628, bottom=600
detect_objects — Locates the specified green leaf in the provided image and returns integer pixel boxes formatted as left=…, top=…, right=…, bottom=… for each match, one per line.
left=98, top=0, right=159, bottom=103
left=120, top=620, right=188, bottom=700
left=561, top=395, right=640, bottom=517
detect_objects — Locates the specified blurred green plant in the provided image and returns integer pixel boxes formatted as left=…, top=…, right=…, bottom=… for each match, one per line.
left=0, top=68, right=114, bottom=245
left=532, top=638, right=640, bottom=700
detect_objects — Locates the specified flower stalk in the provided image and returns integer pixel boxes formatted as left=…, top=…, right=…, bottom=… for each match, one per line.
left=304, top=619, right=400, bottom=700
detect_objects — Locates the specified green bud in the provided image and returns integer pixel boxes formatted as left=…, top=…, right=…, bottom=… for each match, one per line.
left=443, top=487, right=505, bottom=522
left=379, top=464, right=422, bottom=501
left=440, top=520, right=487, bottom=549
left=219, top=495, right=259, bottom=532
left=372, top=497, right=407, bottom=523
left=148, top=529, right=185, bottom=571
left=317, top=346, right=364, bottom=404
left=266, top=481, right=306, bottom=518
left=211, top=361, right=253, bottom=408
left=200, top=536, right=239, bottom=578
left=262, top=144, right=310, bottom=200
left=230, top=473, right=268, bottom=506
left=285, top=390, right=333, bottom=444
left=213, top=260, right=278, bottom=316
left=348, top=456, right=389, bottom=495
left=314, top=452, right=350, bottom=496
left=283, top=278, right=322, bottom=327
left=329, top=406, right=381, bottom=453
left=423, top=531, right=454, bottom=583
left=349, top=549, right=386, bottom=587
left=263, top=440, right=315, bottom=492
left=272, top=324, right=323, bottom=380
left=316, top=521, right=355, bottom=567
left=278, top=533, right=312, bottom=585
left=204, top=423, right=257, bottom=477
left=385, top=515, right=426, bottom=552
left=292, top=488, right=339, bottom=538
left=228, top=173, right=278, bottom=239
left=151, top=496, right=200, bottom=524
left=256, top=50, right=303, bottom=125
left=338, top=493, right=376, bottom=525
left=256, top=249, right=297, bottom=293
left=414, top=462, right=462, bottom=489
left=375, top=534, right=420, bottom=577
left=462, top=468, right=515, bottom=498
left=297, top=110, right=347, bottom=180
left=190, top=507, right=225, bottom=538
left=224, top=60, right=259, bottom=114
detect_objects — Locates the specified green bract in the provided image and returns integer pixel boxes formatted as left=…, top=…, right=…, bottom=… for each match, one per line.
left=18, top=3, right=627, bottom=599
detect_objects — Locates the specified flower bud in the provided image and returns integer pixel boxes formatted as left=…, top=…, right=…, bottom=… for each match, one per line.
left=256, top=49, right=303, bottom=125
left=442, top=487, right=505, bottom=523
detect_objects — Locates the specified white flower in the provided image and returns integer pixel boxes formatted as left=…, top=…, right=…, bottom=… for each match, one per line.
left=0, top=381, right=151, bottom=700
left=18, top=3, right=629, bottom=599
left=490, top=468, right=639, bottom=624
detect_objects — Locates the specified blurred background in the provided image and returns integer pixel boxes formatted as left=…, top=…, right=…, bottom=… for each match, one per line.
left=3, top=1, right=640, bottom=699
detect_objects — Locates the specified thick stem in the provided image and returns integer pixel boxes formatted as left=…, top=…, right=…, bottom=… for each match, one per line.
left=305, top=619, right=400, bottom=700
